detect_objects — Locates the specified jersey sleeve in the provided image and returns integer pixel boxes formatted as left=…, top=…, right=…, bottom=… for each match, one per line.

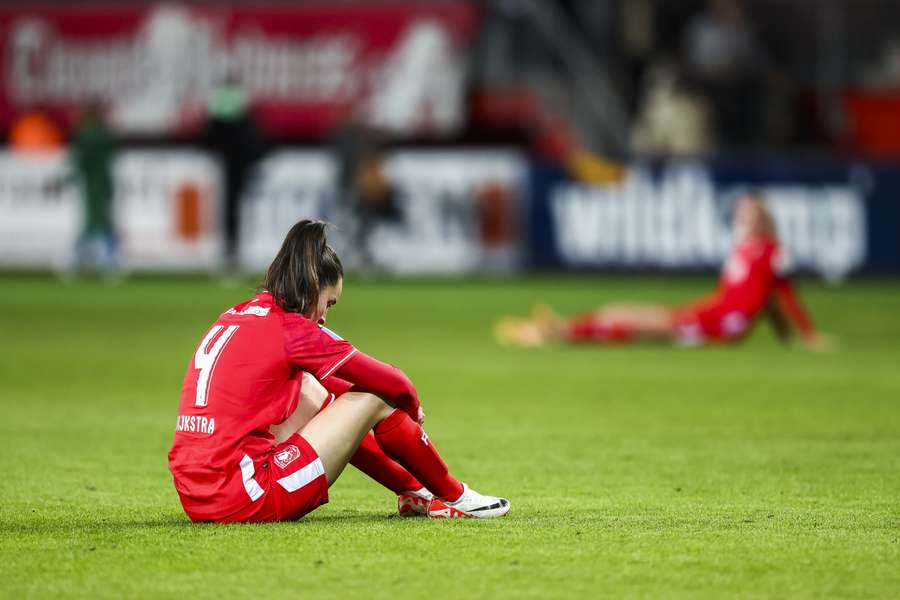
left=333, top=351, right=420, bottom=420
left=282, top=313, right=358, bottom=381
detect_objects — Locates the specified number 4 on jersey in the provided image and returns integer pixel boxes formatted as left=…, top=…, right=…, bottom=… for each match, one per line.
left=194, top=325, right=239, bottom=407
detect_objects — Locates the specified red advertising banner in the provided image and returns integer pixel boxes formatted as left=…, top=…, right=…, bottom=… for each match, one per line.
left=0, top=2, right=478, bottom=138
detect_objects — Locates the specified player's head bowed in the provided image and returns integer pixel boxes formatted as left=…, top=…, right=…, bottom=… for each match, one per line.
left=263, top=219, right=343, bottom=322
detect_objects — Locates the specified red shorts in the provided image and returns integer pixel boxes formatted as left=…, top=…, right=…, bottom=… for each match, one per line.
left=199, top=433, right=329, bottom=524
left=672, top=303, right=750, bottom=346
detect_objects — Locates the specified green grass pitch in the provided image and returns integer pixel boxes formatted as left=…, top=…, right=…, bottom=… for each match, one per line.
left=1, top=273, right=899, bottom=598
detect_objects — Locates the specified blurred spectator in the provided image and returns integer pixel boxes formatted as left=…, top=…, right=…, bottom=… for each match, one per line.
left=683, top=0, right=768, bottom=148
left=204, top=75, right=266, bottom=271
left=631, top=59, right=713, bottom=157
left=619, top=0, right=659, bottom=109
left=54, top=103, right=119, bottom=277
left=862, top=39, right=900, bottom=89
left=331, top=117, right=402, bottom=270
left=684, top=0, right=765, bottom=83
left=475, top=0, right=542, bottom=87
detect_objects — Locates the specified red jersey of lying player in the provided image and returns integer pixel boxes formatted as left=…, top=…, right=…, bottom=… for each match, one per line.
left=673, top=233, right=814, bottom=344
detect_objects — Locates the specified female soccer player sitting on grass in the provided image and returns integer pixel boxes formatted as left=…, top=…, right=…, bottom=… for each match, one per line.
left=495, top=194, right=832, bottom=350
left=168, top=220, right=509, bottom=523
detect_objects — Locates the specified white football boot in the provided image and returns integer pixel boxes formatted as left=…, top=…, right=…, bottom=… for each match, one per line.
left=427, top=483, right=510, bottom=519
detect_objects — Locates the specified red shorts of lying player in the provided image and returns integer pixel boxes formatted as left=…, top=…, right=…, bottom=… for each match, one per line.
left=168, top=220, right=509, bottom=523
left=495, top=195, right=833, bottom=351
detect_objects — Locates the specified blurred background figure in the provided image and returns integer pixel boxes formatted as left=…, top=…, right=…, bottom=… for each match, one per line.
left=631, top=58, right=714, bottom=157
left=682, top=0, right=768, bottom=149
left=495, top=194, right=833, bottom=351
left=49, top=102, right=120, bottom=279
left=330, top=116, right=403, bottom=271
left=0, top=0, right=896, bottom=281
left=203, top=74, right=266, bottom=273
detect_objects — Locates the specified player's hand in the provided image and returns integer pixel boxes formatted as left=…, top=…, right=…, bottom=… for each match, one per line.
left=802, top=332, right=837, bottom=353
left=416, top=406, right=426, bottom=425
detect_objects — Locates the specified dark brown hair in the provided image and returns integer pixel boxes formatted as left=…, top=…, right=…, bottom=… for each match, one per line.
left=262, top=219, right=343, bottom=316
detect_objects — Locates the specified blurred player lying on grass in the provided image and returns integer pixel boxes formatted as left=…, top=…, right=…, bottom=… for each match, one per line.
left=496, top=194, right=832, bottom=351
left=169, top=220, right=509, bottom=523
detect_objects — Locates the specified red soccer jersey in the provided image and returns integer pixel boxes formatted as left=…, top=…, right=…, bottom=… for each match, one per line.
left=709, top=234, right=782, bottom=317
left=167, top=292, right=357, bottom=521
left=681, top=234, right=813, bottom=340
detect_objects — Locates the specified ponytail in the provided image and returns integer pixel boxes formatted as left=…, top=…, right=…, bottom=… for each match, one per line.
left=263, top=219, right=343, bottom=315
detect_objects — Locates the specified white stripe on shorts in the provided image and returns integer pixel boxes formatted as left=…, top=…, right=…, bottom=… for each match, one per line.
left=240, top=454, right=265, bottom=502
left=276, top=458, right=326, bottom=493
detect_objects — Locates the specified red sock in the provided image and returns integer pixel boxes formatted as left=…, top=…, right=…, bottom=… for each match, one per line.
left=350, top=432, right=422, bottom=495
left=374, top=409, right=464, bottom=502
left=567, top=314, right=634, bottom=343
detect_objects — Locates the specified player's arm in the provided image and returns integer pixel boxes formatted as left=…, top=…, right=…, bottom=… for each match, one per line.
left=332, top=352, right=421, bottom=422
left=766, top=244, right=834, bottom=351
left=771, top=277, right=834, bottom=351
left=772, top=277, right=814, bottom=337
left=320, top=372, right=425, bottom=424
left=44, top=158, right=78, bottom=196
left=282, top=315, right=421, bottom=421
left=763, top=297, right=792, bottom=344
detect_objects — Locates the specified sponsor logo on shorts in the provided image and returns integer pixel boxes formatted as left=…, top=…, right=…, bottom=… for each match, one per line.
left=273, top=444, right=302, bottom=468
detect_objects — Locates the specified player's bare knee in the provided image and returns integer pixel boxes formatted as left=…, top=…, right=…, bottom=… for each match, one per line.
left=300, top=372, right=329, bottom=411
left=342, top=391, right=392, bottom=419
